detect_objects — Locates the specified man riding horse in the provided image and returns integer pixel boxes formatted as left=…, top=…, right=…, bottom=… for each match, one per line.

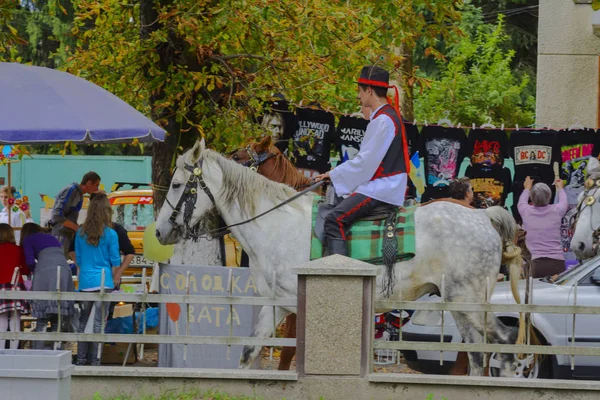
left=315, top=65, right=411, bottom=256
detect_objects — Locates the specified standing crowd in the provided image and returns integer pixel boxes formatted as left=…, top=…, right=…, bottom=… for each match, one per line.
left=0, top=171, right=134, bottom=365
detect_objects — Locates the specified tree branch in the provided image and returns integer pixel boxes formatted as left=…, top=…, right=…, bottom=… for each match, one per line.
left=210, top=54, right=293, bottom=62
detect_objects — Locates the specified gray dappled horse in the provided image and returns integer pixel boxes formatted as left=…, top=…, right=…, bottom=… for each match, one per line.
left=155, top=140, right=528, bottom=376
left=570, top=157, right=600, bottom=260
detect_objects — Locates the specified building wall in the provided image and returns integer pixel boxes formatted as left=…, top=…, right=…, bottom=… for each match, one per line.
left=0, top=155, right=152, bottom=223
left=537, top=0, right=600, bottom=129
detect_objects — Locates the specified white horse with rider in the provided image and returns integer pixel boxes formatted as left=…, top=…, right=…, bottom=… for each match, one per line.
left=155, top=140, right=528, bottom=376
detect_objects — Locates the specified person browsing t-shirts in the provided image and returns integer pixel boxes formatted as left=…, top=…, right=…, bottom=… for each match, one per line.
left=315, top=65, right=410, bottom=256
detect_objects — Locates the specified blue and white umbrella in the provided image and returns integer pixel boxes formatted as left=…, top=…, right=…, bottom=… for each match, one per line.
left=0, top=62, right=165, bottom=144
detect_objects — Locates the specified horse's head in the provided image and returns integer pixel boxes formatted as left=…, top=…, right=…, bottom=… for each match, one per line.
left=571, top=157, right=600, bottom=259
left=155, top=139, right=218, bottom=245
left=230, top=136, right=317, bottom=192
left=229, top=136, right=278, bottom=171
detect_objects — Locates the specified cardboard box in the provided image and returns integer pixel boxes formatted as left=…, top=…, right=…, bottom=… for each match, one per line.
left=112, top=303, right=133, bottom=319
left=101, top=343, right=136, bottom=365
left=143, top=327, right=158, bottom=349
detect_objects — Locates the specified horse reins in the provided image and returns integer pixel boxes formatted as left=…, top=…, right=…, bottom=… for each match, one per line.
left=163, top=159, right=325, bottom=240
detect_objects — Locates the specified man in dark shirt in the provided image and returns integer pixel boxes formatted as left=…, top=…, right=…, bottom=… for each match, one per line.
left=51, top=171, right=102, bottom=257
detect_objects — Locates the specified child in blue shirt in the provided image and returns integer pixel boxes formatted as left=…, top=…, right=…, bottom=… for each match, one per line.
left=74, top=193, right=120, bottom=366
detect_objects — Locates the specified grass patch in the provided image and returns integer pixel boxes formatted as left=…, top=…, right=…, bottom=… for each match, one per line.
left=90, top=389, right=264, bottom=400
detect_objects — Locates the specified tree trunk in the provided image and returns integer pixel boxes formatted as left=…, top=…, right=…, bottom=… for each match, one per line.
left=140, top=0, right=223, bottom=266
left=398, top=43, right=415, bottom=122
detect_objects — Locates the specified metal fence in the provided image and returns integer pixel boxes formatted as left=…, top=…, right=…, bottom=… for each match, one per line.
left=0, top=267, right=295, bottom=367
left=373, top=275, right=600, bottom=372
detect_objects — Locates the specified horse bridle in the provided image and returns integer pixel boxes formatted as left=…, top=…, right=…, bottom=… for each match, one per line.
left=164, top=158, right=324, bottom=240
left=164, top=162, right=217, bottom=239
left=574, top=177, right=600, bottom=250
left=241, top=145, right=275, bottom=172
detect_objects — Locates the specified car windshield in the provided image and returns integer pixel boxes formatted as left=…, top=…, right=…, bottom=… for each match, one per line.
left=112, top=203, right=154, bottom=231
left=553, top=254, right=600, bottom=285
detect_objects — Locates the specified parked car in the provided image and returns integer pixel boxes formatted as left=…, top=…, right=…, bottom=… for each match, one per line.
left=401, top=255, right=600, bottom=379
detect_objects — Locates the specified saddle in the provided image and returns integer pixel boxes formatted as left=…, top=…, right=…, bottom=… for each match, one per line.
left=311, top=196, right=416, bottom=266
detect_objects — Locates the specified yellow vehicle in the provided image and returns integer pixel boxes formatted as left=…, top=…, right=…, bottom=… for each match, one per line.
left=108, top=182, right=241, bottom=273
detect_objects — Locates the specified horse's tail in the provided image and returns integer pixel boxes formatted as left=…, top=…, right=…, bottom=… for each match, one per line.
left=484, top=206, right=526, bottom=345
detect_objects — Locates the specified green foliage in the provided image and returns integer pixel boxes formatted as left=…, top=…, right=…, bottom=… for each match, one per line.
left=66, top=0, right=462, bottom=154
left=414, top=15, right=535, bottom=127
left=594, top=0, right=600, bottom=12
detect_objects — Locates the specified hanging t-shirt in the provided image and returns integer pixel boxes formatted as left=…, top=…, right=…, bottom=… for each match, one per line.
left=558, top=129, right=596, bottom=201
left=509, top=130, right=561, bottom=223
left=465, top=165, right=512, bottom=209
left=466, top=129, right=508, bottom=167
left=403, top=122, right=420, bottom=199
left=261, top=98, right=297, bottom=153
left=293, top=107, right=336, bottom=173
left=420, top=126, right=467, bottom=200
left=335, top=115, right=368, bottom=164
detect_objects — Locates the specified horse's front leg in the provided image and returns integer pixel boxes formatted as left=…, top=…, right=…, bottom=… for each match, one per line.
left=239, top=305, right=289, bottom=369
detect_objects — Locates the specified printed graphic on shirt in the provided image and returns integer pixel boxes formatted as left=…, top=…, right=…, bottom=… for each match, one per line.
left=470, top=177, right=506, bottom=209
left=472, top=139, right=502, bottom=166
left=561, top=143, right=593, bottom=189
left=341, top=144, right=359, bottom=162
left=514, top=145, right=553, bottom=166
left=561, top=205, right=578, bottom=254
left=295, top=120, right=331, bottom=155
left=425, top=139, right=461, bottom=187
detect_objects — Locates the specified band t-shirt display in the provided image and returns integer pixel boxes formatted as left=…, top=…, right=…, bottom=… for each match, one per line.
left=293, top=107, right=336, bottom=174
left=509, top=130, right=561, bottom=222
left=465, top=164, right=512, bottom=209
left=335, top=115, right=368, bottom=164
left=467, top=129, right=508, bottom=167
left=420, top=125, right=467, bottom=200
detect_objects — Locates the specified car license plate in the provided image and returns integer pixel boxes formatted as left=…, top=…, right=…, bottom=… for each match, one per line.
left=124, top=255, right=155, bottom=267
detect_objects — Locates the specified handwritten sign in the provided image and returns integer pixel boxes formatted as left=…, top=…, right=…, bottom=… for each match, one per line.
left=158, top=264, right=260, bottom=368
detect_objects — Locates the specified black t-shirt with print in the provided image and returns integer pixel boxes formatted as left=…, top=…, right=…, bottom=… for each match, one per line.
left=403, top=121, right=420, bottom=158
left=260, top=98, right=297, bottom=153
left=465, top=165, right=512, bottom=209
left=419, top=126, right=467, bottom=200
left=466, top=129, right=509, bottom=167
left=558, top=129, right=596, bottom=200
left=403, top=122, right=420, bottom=199
left=293, top=107, right=336, bottom=173
left=335, top=115, right=368, bottom=164
left=509, top=130, right=561, bottom=222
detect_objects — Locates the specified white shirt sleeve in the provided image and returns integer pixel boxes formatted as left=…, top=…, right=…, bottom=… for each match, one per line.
left=329, top=114, right=395, bottom=196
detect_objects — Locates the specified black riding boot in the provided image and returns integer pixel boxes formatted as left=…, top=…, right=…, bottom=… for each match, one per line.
left=327, top=238, right=348, bottom=257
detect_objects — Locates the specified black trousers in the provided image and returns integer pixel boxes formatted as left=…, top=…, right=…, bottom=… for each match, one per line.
left=324, top=193, right=385, bottom=241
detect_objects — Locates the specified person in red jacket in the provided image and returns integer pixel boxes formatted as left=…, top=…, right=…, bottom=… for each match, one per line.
left=0, top=223, right=30, bottom=349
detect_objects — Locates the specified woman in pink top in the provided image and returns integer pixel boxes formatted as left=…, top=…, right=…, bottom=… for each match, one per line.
left=517, top=176, right=568, bottom=278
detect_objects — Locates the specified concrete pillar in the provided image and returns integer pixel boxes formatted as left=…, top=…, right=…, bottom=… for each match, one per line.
left=537, top=0, right=600, bottom=128
left=294, top=255, right=378, bottom=377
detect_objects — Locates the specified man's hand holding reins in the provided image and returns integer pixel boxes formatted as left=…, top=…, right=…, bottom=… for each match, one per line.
left=314, top=171, right=331, bottom=182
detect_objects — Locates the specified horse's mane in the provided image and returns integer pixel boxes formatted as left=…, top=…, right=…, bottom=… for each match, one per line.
left=588, top=168, right=600, bottom=180
left=260, top=145, right=314, bottom=190
left=181, top=149, right=299, bottom=216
